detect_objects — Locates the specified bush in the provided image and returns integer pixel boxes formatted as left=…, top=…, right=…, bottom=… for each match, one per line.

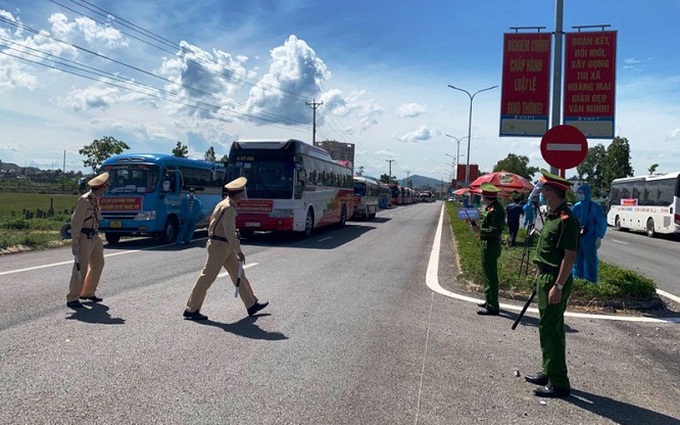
left=446, top=202, right=657, bottom=302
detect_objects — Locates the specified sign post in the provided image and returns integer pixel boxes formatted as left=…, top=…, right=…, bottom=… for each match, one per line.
left=540, top=125, right=588, bottom=171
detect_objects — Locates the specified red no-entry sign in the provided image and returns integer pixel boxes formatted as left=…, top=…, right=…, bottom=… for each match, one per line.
left=540, top=125, right=588, bottom=170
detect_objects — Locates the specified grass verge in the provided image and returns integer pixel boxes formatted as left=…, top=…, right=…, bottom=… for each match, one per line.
left=446, top=202, right=665, bottom=312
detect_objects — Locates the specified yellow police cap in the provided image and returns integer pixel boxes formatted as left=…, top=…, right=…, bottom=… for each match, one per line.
left=539, top=168, right=572, bottom=191
left=224, top=176, right=247, bottom=191
left=88, top=172, right=109, bottom=189
left=480, top=182, right=500, bottom=197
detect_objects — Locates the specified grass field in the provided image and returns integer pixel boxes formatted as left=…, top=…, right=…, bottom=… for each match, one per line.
left=0, top=193, right=79, bottom=217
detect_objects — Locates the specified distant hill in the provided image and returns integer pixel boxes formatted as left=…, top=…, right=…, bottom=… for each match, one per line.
left=398, top=174, right=443, bottom=189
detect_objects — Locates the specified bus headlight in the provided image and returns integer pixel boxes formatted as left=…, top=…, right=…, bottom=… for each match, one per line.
left=270, top=209, right=294, bottom=218
left=134, top=211, right=156, bottom=221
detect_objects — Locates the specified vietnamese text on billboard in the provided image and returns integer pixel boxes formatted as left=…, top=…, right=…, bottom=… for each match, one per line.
left=563, top=31, right=617, bottom=139
left=500, top=33, right=552, bottom=137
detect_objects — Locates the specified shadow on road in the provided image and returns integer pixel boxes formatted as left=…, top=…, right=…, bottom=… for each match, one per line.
left=500, top=310, right=579, bottom=333
left=569, top=389, right=680, bottom=425
left=65, top=302, right=126, bottom=325
left=195, top=315, right=288, bottom=341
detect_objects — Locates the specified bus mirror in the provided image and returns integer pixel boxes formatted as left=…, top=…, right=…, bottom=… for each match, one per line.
left=162, top=181, right=171, bottom=192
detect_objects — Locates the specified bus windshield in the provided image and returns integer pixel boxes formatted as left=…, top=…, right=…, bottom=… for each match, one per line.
left=228, top=151, right=294, bottom=199
left=105, top=164, right=159, bottom=194
left=353, top=182, right=367, bottom=196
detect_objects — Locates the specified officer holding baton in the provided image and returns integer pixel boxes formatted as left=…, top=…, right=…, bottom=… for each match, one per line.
left=183, top=177, right=268, bottom=320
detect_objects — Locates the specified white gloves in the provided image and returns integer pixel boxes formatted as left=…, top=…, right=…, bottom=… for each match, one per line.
left=595, top=238, right=602, bottom=249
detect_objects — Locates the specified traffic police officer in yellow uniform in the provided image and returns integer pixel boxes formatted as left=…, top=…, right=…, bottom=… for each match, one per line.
left=471, top=183, right=505, bottom=315
left=184, top=177, right=268, bottom=320
left=524, top=169, right=579, bottom=398
left=66, top=172, right=109, bottom=309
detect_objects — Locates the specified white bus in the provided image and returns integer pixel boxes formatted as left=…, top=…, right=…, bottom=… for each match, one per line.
left=226, top=139, right=354, bottom=237
left=352, top=176, right=379, bottom=220
left=606, top=171, right=680, bottom=237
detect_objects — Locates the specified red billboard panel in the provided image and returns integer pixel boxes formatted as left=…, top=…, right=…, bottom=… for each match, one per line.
left=500, top=33, right=552, bottom=137
left=563, top=31, right=617, bottom=139
left=457, top=164, right=479, bottom=185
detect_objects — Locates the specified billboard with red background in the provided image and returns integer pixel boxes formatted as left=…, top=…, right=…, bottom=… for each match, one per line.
left=499, top=33, right=552, bottom=137
left=563, top=31, right=617, bottom=139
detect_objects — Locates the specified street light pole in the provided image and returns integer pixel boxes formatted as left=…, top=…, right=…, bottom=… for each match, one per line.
left=445, top=134, right=468, bottom=183
left=447, top=85, right=498, bottom=186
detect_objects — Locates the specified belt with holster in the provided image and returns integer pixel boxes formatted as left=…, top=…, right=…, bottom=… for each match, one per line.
left=536, top=263, right=559, bottom=274
left=81, top=228, right=98, bottom=238
left=208, top=235, right=229, bottom=243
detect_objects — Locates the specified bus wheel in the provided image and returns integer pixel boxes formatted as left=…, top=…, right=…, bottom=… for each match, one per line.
left=303, top=210, right=314, bottom=237
left=161, top=217, right=179, bottom=244
left=646, top=218, right=656, bottom=238
left=105, top=233, right=121, bottom=244
left=614, top=216, right=622, bottom=231
left=239, top=229, right=254, bottom=239
left=338, top=206, right=347, bottom=228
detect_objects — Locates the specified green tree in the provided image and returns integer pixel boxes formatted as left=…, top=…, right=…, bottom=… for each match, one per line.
left=355, top=165, right=364, bottom=176
left=379, top=173, right=396, bottom=184
left=79, top=136, right=130, bottom=173
left=602, top=136, right=634, bottom=194
left=648, top=163, right=659, bottom=175
left=491, top=153, right=539, bottom=180
left=204, top=147, right=216, bottom=162
left=219, top=154, right=229, bottom=164
left=172, top=141, right=189, bottom=158
left=576, top=143, right=607, bottom=197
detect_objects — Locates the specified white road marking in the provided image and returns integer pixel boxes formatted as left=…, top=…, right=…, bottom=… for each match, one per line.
left=218, top=263, right=258, bottom=278
left=426, top=204, right=680, bottom=324
left=611, top=239, right=629, bottom=245
left=0, top=248, right=145, bottom=276
left=316, top=236, right=332, bottom=242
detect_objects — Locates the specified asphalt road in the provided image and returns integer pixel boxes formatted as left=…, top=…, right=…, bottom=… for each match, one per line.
left=599, top=227, right=680, bottom=294
left=1, top=202, right=679, bottom=424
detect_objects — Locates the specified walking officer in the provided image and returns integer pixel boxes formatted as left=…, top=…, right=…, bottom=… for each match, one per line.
left=470, top=182, right=505, bottom=316
left=524, top=169, right=579, bottom=398
left=183, top=177, right=268, bottom=321
left=66, top=171, right=109, bottom=309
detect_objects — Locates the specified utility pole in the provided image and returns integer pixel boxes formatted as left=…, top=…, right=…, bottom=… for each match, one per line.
left=306, top=99, right=323, bottom=145
left=385, top=159, right=395, bottom=183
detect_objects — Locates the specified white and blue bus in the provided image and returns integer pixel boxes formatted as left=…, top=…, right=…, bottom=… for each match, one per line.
left=606, top=171, right=680, bottom=237
left=352, top=176, right=380, bottom=220
left=226, top=139, right=354, bottom=237
left=99, top=153, right=225, bottom=244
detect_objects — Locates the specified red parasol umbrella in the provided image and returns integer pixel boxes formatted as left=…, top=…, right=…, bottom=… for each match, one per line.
left=453, top=188, right=469, bottom=196
left=469, top=171, right=534, bottom=195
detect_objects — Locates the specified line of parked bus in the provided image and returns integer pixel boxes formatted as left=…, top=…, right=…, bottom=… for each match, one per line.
left=95, top=139, right=440, bottom=243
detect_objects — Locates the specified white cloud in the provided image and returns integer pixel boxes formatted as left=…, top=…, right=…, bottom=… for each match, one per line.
left=398, top=125, right=439, bottom=143
left=157, top=40, right=251, bottom=119
left=55, top=85, right=121, bottom=111
left=668, top=128, right=680, bottom=140
left=244, top=35, right=330, bottom=126
left=397, top=102, right=426, bottom=118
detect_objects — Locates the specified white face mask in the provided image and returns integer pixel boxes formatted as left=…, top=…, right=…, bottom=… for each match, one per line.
left=577, top=193, right=585, bottom=202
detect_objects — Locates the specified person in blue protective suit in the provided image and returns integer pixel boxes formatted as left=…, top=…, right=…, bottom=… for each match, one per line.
left=523, top=200, right=535, bottom=228
left=572, top=182, right=607, bottom=283
left=177, top=188, right=203, bottom=245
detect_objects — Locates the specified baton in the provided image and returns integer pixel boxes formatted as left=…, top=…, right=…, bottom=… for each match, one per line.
left=511, top=288, right=536, bottom=330
left=74, top=255, right=82, bottom=281
left=464, top=209, right=477, bottom=227
left=234, top=261, right=243, bottom=298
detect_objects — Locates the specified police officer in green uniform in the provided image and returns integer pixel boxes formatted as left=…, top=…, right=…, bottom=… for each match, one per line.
left=471, top=182, right=505, bottom=316
left=524, top=169, right=579, bottom=398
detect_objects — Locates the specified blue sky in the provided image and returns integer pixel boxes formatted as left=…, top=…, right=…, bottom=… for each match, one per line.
left=1, top=0, right=679, bottom=182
